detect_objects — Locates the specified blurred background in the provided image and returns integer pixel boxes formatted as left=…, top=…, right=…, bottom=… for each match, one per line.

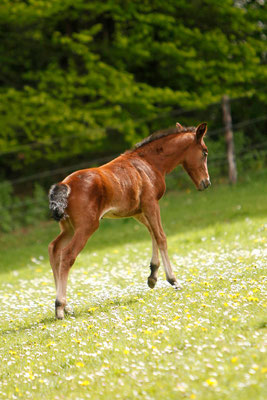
left=0, top=0, right=266, bottom=233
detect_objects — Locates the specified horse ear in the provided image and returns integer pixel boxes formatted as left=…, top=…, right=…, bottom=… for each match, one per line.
left=196, top=122, right=207, bottom=142
left=176, top=122, right=183, bottom=131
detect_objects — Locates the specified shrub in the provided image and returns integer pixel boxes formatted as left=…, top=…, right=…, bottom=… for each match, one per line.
left=0, top=182, right=48, bottom=233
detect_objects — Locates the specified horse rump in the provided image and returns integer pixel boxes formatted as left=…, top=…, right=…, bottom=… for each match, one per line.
left=48, top=183, right=71, bottom=221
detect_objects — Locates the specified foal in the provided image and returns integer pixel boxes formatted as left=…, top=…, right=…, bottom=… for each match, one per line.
left=49, top=122, right=210, bottom=319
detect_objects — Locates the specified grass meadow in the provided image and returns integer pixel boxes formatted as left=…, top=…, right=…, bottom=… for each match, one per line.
left=0, top=170, right=266, bottom=400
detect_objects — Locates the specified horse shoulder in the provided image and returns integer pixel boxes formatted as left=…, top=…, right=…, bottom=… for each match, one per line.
left=127, top=155, right=166, bottom=200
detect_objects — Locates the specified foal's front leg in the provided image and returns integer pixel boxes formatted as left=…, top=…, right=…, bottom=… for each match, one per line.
left=135, top=214, right=160, bottom=288
left=143, top=203, right=181, bottom=290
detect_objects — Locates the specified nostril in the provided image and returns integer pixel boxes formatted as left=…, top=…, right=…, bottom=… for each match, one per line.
left=202, top=179, right=211, bottom=189
left=199, top=179, right=211, bottom=191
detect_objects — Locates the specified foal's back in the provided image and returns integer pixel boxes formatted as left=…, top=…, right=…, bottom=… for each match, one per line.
left=62, top=152, right=164, bottom=221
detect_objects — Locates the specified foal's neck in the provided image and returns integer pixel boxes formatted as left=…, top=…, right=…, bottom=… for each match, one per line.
left=135, top=132, right=194, bottom=175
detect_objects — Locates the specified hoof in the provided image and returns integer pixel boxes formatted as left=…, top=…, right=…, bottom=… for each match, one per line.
left=173, top=282, right=182, bottom=290
left=168, top=279, right=182, bottom=290
left=64, top=305, right=74, bottom=315
left=55, top=299, right=65, bottom=320
left=56, top=308, right=65, bottom=320
left=147, top=276, right=157, bottom=289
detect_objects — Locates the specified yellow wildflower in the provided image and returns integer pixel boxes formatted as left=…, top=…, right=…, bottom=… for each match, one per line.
left=247, top=296, right=259, bottom=302
left=88, top=307, right=98, bottom=312
left=80, top=380, right=90, bottom=386
left=76, top=362, right=84, bottom=368
left=205, top=378, right=217, bottom=387
left=46, top=341, right=55, bottom=347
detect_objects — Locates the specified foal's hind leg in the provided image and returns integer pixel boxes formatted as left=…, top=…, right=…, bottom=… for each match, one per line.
left=48, top=220, right=74, bottom=289
left=143, top=202, right=181, bottom=290
left=135, top=214, right=160, bottom=288
left=55, top=222, right=99, bottom=319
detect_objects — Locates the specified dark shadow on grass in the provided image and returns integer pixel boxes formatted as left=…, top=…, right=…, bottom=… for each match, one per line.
left=0, top=296, right=140, bottom=337
left=0, top=315, right=56, bottom=337
left=256, top=321, right=267, bottom=330
left=71, top=296, right=140, bottom=320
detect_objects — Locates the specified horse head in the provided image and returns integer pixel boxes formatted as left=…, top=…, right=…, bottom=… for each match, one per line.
left=182, top=123, right=211, bottom=191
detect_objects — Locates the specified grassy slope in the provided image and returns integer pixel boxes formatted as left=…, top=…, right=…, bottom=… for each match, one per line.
left=0, top=170, right=266, bottom=400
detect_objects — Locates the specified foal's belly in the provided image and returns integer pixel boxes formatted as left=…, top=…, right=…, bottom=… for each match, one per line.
left=102, top=210, right=122, bottom=219
left=102, top=208, right=141, bottom=219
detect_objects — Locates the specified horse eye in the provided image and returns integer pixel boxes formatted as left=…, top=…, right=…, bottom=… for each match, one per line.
left=203, top=151, right=208, bottom=157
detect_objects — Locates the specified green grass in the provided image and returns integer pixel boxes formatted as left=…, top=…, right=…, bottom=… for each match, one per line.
left=0, top=170, right=267, bottom=400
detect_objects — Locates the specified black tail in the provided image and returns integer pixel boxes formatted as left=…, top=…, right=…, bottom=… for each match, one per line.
left=48, top=183, right=71, bottom=221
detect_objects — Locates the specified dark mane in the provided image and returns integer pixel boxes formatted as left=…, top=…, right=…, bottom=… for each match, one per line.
left=129, top=125, right=196, bottom=152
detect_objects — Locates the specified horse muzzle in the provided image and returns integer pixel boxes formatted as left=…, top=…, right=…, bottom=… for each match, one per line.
left=198, top=179, right=211, bottom=191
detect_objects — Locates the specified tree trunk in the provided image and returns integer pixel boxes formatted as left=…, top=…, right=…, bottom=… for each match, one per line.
left=222, top=95, right=237, bottom=184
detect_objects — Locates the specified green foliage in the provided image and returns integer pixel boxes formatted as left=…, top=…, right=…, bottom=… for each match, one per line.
left=0, top=182, right=48, bottom=233
left=0, top=0, right=266, bottom=179
left=0, top=182, right=15, bottom=232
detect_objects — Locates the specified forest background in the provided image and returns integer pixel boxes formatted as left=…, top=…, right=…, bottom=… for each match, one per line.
left=0, top=0, right=266, bottom=232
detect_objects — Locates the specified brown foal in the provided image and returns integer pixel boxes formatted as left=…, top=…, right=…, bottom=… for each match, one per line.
left=49, top=122, right=210, bottom=319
